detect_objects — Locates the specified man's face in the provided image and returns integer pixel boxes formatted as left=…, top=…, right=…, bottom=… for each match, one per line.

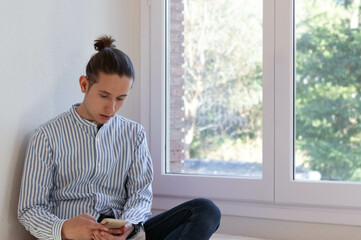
left=78, top=72, right=132, bottom=125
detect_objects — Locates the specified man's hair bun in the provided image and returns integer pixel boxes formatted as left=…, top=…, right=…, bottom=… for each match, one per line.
left=94, top=35, right=116, bottom=51
left=86, top=34, right=135, bottom=89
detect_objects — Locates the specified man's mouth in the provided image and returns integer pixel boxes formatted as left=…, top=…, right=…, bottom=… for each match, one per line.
left=100, top=114, right=112, bottom=120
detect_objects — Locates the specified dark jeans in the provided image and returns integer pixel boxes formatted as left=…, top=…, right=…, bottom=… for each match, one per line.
left=144, top=198, right=221, bottom=240
left=98, top=198, right=221, bottom=240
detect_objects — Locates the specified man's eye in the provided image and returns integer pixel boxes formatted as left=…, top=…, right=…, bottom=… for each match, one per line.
left=117, top=98, right=124, bottom=101
left=100, top=95, right=107, bottom=98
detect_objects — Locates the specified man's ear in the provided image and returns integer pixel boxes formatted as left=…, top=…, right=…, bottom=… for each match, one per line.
left=79, top=75, right=89, bottom=93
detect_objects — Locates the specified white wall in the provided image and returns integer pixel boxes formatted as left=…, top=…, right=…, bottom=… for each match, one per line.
left=0, top=0, right=140, bottom=239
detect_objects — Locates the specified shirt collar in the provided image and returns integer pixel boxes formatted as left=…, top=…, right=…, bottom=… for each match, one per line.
left=70, top=104, right=114, bottom=137
left=70, top=104, right=98, bottom=128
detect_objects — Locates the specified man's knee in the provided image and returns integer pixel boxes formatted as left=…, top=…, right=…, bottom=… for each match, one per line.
left=191, top=198, right=221, bottom=227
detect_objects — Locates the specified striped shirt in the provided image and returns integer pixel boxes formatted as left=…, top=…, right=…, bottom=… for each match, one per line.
left=18, top=104, right=153, bottom=240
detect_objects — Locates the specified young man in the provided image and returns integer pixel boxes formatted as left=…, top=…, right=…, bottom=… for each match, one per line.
left=18, top=36, right=220, bottom=240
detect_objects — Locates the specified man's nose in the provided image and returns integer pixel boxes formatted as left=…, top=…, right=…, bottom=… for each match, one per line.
left=106, top=100, right=116, bottom=114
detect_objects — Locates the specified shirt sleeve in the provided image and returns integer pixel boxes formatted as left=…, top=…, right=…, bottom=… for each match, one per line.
left=119, top=127, right=153, bottom=224
left=18, top=129, right=66, bottom=240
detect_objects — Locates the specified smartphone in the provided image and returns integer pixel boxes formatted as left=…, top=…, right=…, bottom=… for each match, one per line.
left=100, top=218, right=128, bottom=228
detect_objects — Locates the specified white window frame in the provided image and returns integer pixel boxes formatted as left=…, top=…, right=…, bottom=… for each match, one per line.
left=275, top=0, right=361, bottom=208
left=140, top=0, right=361, bottom=226
left=145, top=0, right=275, bottom=202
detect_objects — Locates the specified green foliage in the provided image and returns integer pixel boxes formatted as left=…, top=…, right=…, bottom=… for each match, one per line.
left=184, top=0, right=361, bottom=181
left=295, top=0, right=361, bottom=181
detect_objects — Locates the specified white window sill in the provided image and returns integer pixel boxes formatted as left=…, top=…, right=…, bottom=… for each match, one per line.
left=152, top=195, right=361, bottom=227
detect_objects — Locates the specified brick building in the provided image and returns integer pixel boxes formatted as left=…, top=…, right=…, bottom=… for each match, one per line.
left=169, top=0, right=185, bottom=172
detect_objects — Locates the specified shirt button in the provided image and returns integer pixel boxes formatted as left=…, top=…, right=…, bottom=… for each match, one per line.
left=98, top=162, right=101, bottom=167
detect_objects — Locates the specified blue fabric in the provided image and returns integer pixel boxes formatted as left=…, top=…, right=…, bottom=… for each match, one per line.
left=18, top=104, right=153, bottom=240
left=144, top=198, right=221, bottom=240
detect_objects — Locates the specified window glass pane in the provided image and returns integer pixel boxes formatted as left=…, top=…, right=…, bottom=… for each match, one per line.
left=295, top=0, right=361, bottom=181
left=166, top=0, right=263, bottom=177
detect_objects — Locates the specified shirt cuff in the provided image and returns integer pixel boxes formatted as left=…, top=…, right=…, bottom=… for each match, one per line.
left=52, top=219, right=67, bottom=240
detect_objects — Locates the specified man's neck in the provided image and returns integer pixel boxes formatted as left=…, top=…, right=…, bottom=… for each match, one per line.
left=76, top=104, right=94, bottom=123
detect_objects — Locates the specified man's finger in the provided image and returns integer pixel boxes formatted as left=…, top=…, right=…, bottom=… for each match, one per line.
left=95, top=232, right=110, bottom=240
left=93, top=233, right=101, bottom=240
left=100, top=231, right=116, bottom=240
left=121, top=222, right=133, bottom=232
left=92, top=222, right=109, bottom=232
left=107, top=228, right=123, bottom=234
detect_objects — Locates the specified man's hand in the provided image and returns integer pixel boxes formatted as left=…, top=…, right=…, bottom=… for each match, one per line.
left=61, top=213, right=109, bottom=240
left=92, top=222, right=134, bottom=240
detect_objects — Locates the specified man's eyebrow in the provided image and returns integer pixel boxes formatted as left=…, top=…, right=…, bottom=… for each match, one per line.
left=98, top=90, right=128, bottom=97
left=98, top=90, right=110, bottom=94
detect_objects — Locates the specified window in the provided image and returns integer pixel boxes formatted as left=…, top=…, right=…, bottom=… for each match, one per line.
left=143, top=0, right=361, bottom=225
left=275, top=0, right=361, bottom=208
left=147, top=0, right=274, bottom=201
left=294, top=0, right=361, bottom=182
left=166, top=0, right=263, bottom=178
